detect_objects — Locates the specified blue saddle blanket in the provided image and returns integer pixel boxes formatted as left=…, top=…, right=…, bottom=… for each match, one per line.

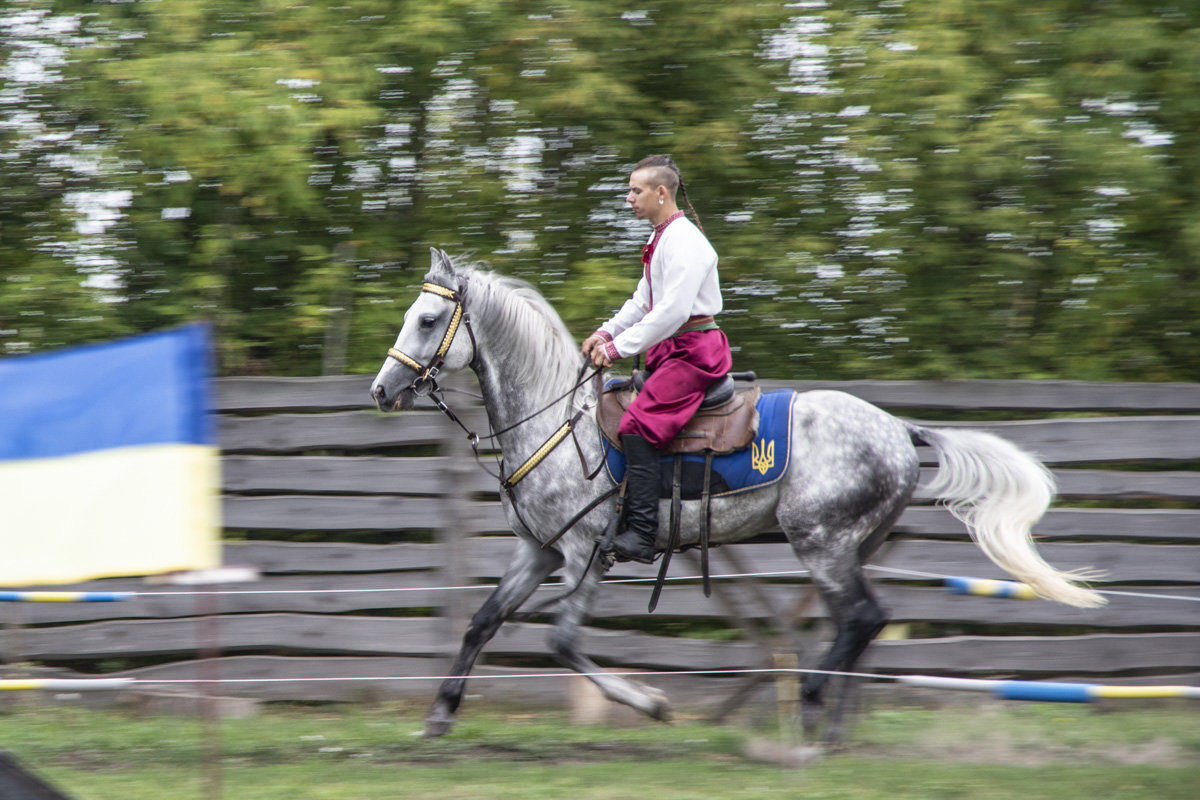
left=602, top=389, right=796, bottom=498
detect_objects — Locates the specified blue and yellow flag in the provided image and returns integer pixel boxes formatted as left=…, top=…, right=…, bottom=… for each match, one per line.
left=0, top=324, right=220, bottom=585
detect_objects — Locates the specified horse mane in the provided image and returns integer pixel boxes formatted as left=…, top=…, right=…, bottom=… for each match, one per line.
left=429, top=261, right=589, bottom=403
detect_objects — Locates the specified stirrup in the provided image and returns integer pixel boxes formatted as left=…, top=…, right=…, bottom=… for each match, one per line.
left=608, top=529, right=659, bottom=564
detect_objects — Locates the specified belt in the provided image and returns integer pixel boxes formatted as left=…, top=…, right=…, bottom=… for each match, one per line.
left=672, top=315, right=719, bottom=337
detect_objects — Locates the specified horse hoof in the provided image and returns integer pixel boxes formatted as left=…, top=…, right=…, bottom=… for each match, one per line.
left=800, top=698, right=824, bottom=738
left=641, top=685, right=672, bottom=722
left=423, top=714, right=455, bottom=739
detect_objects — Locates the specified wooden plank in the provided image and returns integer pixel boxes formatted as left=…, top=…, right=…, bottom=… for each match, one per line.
left=19, top=615, right=451, bottom=660
left=219, top=412, right=1200, bottom=461
left=218, top=376, right=372, bottom=412
left=222, top=494, right=509, bottom=532
left=1047, top=468, right=1200, bottom=501
left=913, top=416, right=1200, bottom=463
left=223, top=493, right=1200, bottom=543
left=865, top=632, right=1200, bottom=675
left=896, top=506, right=1200, bottom=543
left=757, top=379, right=1200, bottom=412
left=11, top=574, right=1198, bottom=631
left=216, top=373, right=482, bottom=413
left=221, top=534, right=1199, bottom=586
left=222, top=455, right=498, bottom=496
left=920, top=467, right=1200, bottom=502
left=21, top=614, right=1200, bottom=677
left=218, top=411, right=447, bottom=453
left=15, top=614, right=763, bottom=670
left=222, top=458, right=1200, bottom=502
left=224, top=540, right=446, bottom=572
left=598, top=540, right=1198, bottom=586
left=219, top=376, right=1200, bottom=414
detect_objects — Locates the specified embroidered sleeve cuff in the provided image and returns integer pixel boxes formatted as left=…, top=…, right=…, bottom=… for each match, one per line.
left=602, top=341, right=621, bottom=362
left=593, top=329, right=613, bottom=344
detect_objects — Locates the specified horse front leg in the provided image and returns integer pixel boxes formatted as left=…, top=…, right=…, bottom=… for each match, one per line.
left=548, top=553, right=671, bottom=722
left=425, top=541, right=563, bottom=738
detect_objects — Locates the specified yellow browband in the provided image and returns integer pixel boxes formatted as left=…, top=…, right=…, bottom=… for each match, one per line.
left=386, top=282, right=463, bottom=381
left=421, top=282, right=457, bottom=300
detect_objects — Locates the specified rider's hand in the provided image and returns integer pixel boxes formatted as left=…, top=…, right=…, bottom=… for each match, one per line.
left=581, top=335, right=613, bottom=368
left=581, top=334, right=604, bottom=359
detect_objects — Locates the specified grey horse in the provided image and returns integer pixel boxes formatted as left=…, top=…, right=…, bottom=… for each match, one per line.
left=370, top=249, right=1102, bottom=739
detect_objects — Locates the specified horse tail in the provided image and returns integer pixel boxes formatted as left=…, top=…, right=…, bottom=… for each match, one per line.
left=907, top=424, right=1105, bottom=608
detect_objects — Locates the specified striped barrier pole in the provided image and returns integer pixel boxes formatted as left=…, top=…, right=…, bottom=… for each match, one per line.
left=0, top=591, right=133, bottom=603
left=944, top=577, right=1039, bottom=600
left=0, top=678, right=136, bottom=692
left=900, top=675, right=1200, bottom=702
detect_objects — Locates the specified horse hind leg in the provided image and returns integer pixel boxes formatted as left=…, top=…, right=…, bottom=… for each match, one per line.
left=425, top=542, right=563, bottom=738
left=794, top=554, right=888, bottom=742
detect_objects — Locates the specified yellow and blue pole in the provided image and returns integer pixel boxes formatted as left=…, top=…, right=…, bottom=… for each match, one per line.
left=944, top=577, right=1040, bottom=600
left=899, top=675, right=1200, bottom=702
left=0, top=678, right=135, bottom=691
left=0, top=591, right=133, bottom=602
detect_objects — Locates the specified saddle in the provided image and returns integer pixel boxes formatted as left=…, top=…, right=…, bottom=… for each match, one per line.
left=595, top=370, right=759, bottom=613
left=597, top=371, right=760, bottom=455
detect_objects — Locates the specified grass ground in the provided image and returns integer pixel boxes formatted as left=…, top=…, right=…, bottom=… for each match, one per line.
left=1, top=698, right=1196, bottom=800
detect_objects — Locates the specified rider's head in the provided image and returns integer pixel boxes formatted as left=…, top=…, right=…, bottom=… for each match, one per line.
left=626, top=155, right=702, bottom=229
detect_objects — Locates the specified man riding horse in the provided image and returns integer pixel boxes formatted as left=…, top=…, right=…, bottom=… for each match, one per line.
left=580, top=155, right=732, bottom=564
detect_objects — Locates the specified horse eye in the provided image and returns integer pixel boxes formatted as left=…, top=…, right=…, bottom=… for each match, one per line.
left=419, top=313, right=437, bottom=330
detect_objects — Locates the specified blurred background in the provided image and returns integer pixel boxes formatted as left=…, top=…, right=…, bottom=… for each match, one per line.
left=2, top=0, right=1197, bottom=380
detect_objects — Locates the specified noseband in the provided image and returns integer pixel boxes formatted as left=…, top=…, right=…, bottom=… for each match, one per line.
left=386, top=281, right=475, bottom=395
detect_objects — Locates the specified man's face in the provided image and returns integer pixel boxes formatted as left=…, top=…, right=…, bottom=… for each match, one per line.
left=626, top=169, right=660, bottom=220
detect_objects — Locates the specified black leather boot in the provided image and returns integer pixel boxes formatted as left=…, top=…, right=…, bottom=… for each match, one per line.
left=610, top=433, right=661, bottom=563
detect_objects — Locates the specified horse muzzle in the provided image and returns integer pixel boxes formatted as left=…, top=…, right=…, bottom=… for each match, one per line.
left=370, top=383, right=415, bottom=412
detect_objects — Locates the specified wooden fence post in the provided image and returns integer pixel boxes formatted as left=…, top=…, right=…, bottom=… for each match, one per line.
left=437, top=413, right=474, bottom=665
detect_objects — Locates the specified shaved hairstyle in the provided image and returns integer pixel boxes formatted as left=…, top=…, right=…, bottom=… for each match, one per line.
left=633, top=154, right=703, bottom=230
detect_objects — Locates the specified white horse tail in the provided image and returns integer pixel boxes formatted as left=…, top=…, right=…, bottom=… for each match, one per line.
left=908, top=425, right=1105, bottom=608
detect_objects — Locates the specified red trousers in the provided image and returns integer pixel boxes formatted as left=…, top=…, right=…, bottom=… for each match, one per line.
left=617, top=329, right=733, bottom=449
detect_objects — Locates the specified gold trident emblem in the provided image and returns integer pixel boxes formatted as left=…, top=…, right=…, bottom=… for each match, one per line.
left=751, top=438, right=775, bottom=475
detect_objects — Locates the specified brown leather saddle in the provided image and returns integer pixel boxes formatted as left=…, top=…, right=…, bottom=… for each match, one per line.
left=595, top=370, right=760, bottom=611
left=597, top=372, right=760, bottom=455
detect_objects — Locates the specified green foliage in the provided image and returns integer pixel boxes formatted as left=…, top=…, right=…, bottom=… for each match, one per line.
left=3, top=1, right=1198, bottom=380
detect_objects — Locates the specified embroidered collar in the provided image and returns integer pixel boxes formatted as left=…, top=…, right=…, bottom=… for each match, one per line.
left=653, top=210, right=685, bottom=234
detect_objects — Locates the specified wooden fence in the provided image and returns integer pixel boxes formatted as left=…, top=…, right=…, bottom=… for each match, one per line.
left=5, top=376, right=1199, bottom=708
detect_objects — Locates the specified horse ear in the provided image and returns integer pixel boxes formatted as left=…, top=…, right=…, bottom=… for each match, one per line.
left=439, top=249, right=456, bottom=276
left=429, top=247, right=455, bottom=276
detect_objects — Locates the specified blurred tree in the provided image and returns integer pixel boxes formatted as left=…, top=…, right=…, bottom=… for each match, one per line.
left=2, top=0, right=1197, bottom=381
left=0, top=5, right=131, bottom=355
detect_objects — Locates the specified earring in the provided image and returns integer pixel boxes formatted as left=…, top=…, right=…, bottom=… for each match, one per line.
left=659, top=199, right=664, bottom=205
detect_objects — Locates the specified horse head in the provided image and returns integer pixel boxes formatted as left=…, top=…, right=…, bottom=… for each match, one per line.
left=369, top=248, right=476, bottom=412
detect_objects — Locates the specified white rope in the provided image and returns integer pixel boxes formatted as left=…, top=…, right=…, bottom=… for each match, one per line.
left=125, top=564, right=1200, bottom=604
left=130, top=665, right=887, bottom=686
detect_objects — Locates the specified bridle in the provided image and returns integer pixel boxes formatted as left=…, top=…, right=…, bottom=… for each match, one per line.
left=385, top=281, right=477, bottom=399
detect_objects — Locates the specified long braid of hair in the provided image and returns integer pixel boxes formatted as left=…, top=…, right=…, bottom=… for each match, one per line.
left=677, top=179, right=703, bottom=231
